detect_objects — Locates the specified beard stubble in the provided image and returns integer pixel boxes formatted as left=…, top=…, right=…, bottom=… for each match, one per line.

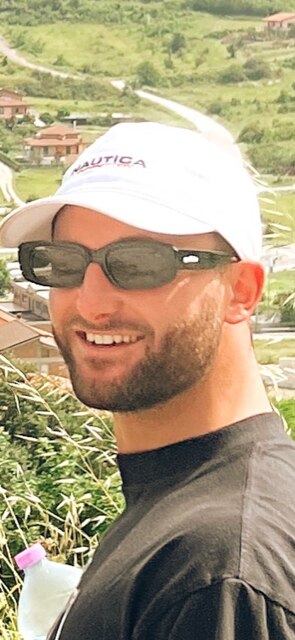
left=52, top=296, right=223, bottom=413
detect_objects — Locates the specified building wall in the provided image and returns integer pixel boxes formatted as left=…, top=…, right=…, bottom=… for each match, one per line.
left=0, top=105, right=28, bottom=119
left=4, top=342, right=69, bottom=377
left=12, top=284, right=49, bottom=319
left=268, top=18, right=295, bottom=30
left=25, top=144, right=81, bottom=165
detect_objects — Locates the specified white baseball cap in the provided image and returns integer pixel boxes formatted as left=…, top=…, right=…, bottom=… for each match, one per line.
left=0, top=121, right=262, bottom=260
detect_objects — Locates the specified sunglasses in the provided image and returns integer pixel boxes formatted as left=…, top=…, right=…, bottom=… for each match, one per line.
left=18, top=238, right=239, bottom=291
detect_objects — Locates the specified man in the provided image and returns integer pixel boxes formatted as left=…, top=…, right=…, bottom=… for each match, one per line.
left=1, top=122, right=294, bottom=639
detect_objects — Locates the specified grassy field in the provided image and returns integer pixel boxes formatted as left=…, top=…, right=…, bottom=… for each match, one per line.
left=2, top=15, right=260, bottom=77
left=1, top=12, right=295, bottom=138
left=266, top=270, right=295, bottom=295
left=258, top=269, right=295, bottom=316
left=260, top=190, right=295, bottom=247
left=14, top=166, right=64, bottom=201
left=254, top=338, right=295, bottom=364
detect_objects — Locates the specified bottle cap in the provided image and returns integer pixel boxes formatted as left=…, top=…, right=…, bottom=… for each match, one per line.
left=14, top=543, right=46, bottom=570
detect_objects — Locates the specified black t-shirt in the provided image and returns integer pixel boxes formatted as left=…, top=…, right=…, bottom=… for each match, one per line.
left=49, top=413, right=295, bottom=639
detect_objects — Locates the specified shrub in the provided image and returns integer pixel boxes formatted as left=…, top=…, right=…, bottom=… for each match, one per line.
left=248, top=143, right=295, bottom=175
left=169, top=33, right=186, bottom=55
left=39, top=112, right=55, bottom=125
left=136, top=61, right=160, bottom=87
left=237, top=124, right=265, bottom=144
left=275, top=89, right=293, bottom=104
left=0, top=260, right=10, bottom=296
left=0, top=357, right=123, bottom=630
left=53, top=54, right=69, bottom=67
left=218, top=64, right=245, bottom=84
left=207, top=101, right=225, bottom=115
left=243, top=57, right=271, bottom=81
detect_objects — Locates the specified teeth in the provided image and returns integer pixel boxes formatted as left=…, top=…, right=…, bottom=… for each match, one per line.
left=85, top=333, right=138, bottom=346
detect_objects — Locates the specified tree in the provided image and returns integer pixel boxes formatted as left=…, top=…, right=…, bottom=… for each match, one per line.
left=169, top=33, right=186, bottom=55
left=39, top=112, right=55, bottom=125
left=57, top=108, right=70, bottom=119
left=227, top=44, right=236, bottom=59
left=136, top=61, right=160, bottom=87
left=0, top=259, right=11, bottom=296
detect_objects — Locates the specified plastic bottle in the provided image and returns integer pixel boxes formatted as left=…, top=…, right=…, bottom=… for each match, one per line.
left=15, top=543, right=83, bottom=640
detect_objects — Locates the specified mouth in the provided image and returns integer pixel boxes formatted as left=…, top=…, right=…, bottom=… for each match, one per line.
left=77, top=331, right=144, bottom=348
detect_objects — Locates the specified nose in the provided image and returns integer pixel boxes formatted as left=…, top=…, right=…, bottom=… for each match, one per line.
left=76, top=263, right=124, bottom=322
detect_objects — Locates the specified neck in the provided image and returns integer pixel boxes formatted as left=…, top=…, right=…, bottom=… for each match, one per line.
left=114, top=328, right=272, bottom=453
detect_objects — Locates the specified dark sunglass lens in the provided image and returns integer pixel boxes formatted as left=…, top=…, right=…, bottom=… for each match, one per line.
left=30, top=246, right=86, bottom=287
left=106, top=242, right=176, bottom=289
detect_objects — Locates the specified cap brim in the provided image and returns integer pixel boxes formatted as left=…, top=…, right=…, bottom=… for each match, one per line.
left=0, top=189, right=214, bottom=248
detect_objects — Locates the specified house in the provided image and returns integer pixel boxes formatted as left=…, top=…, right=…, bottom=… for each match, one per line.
left=1, top=280, right=50, bottom=322
left=23, top=123, right=86, bottom=165
left=0, top=261, right=50, bottom=324
left=263, top=12, right=295, bottom=32
left=0, top=309, right=67, bottom=376
left=0, top=88, right=30, bottom=120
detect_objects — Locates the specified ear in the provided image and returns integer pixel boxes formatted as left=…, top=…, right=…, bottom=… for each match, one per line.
left=224, top=262, right=265, bottom=325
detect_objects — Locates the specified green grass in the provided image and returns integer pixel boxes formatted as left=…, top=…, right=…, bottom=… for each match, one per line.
left=2, top=15, right=259, bottom=77
left=258, top=269, right=295, bottom=316
left=254, top=338, right=295, bottom=364
left=261, top=190, right=295, bottom=247
left=0, top=11, right=295, bottom=169
left=14, top=166, right=64, bottom=201
left=0, top=7, right=294, bottom=240
left=266, top=270, right=295, bottom=295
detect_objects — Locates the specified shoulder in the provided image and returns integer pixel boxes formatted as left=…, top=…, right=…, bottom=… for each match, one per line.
left=138, top=434, right=295, bottom=611
left=238, top=436, right=295, bottom=611
left=134, top=577, right=295, bottom=640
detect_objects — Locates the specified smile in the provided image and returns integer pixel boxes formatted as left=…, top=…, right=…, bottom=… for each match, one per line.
left=82, top=332, right=142, bottom=346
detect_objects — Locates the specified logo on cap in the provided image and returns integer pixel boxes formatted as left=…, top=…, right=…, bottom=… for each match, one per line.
left=72, top=155, right=146, bottom=175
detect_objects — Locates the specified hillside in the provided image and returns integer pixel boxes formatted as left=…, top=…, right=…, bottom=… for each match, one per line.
left=0, top=0, right=294, bottom=216
left=1, top=0, right=295, bottom=25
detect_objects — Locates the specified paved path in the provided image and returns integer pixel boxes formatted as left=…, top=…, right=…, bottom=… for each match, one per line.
left=112, top=81, right=238, bottom=151
left=0, top=35, right=81, bottom=79
left=254, top=331, right=295, bottom=341
left=0, top=161, right=24, bottom=206
left=0, top=33, right=294, bottom=266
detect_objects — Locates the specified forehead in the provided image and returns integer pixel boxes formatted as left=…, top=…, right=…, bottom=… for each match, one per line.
left=52, top=205, right=225, bottom=251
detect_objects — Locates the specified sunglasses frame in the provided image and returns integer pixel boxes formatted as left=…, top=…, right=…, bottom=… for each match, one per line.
left=18, top=238, right=239, bottom=290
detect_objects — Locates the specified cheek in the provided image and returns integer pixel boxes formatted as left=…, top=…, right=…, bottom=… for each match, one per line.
left=132, top=278, right=206, bottom=335
left=49, top=289, right=75, bottom=325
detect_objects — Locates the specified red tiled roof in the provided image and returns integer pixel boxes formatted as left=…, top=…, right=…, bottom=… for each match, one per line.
left=263, top=12, right=295, bottom=22
left=39, top=123, right=77, bottom=136
left=0, top=97, right=28, bottom=107
left=25, top=137, right=81, bottom=148
left=0, top=88, right=23, bottom=98
left=0, top=309, right=15, bottom=324
left=0, top=322, right=41, bottom=351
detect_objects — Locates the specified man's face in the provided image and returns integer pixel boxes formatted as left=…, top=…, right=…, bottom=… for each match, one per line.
left=50, top=206, right=229, bottom=412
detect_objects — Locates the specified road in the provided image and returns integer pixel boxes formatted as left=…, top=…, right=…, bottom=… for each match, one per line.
left=0, top=35, right=81, bottom=79
left=253, top=331, right=295, bottom=341
left=0, top=161, right=24, bottom=206
left=0, top=34, right=294, bottom=271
